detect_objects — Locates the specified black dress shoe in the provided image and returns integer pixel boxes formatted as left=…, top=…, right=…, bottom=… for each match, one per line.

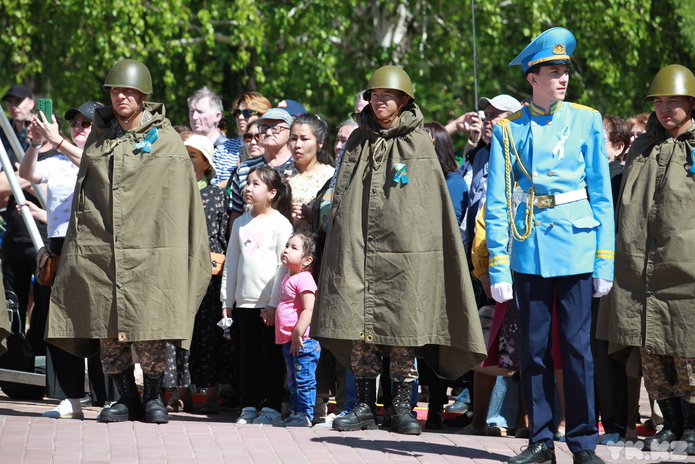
left=643, top=428, right=679, bottom=451
left=508, top=442, right=556, bottom=464
left=443, top=409, right=473, bottom=427
left=573, top=450, right=604, bottom=464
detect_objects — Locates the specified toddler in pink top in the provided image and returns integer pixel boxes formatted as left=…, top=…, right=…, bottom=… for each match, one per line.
left=274, top=233, right=321, bottom=427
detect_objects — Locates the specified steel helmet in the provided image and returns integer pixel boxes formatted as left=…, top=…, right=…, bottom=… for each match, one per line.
left=364, top=65, right=414, bottom=101
left=103, top=59, right=153, bottom=95
left=645, top=64, right=695, bottom=101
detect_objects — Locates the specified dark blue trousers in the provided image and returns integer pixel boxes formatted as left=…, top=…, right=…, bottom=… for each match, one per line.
left=514, top=272, right=597, bottom=453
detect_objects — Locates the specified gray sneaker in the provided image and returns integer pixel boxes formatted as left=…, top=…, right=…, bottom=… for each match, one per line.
left=253, top=407, right=281, bottom=425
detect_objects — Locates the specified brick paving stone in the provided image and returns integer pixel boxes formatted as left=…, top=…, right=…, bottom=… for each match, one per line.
left=4, top=386, right=695, bottom=464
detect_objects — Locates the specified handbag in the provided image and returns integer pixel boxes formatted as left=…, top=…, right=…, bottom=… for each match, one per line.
left=0, top=291, right=45, bottom=400
left=211, top=252, right=226, bottom=276
left=35, top=246, right=60, bottom=286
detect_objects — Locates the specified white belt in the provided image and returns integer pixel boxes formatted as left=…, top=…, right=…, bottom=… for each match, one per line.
left=521, top=188, right=588, bottom=208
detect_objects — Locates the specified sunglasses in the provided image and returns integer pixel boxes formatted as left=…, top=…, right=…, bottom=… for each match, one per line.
left=258, top=124, right=289, bottom=135
left=243, top=133, right=262, bottom=143
left=232, top=108, right=259, bottom=118
left=69, top=119, right=92, bottom=129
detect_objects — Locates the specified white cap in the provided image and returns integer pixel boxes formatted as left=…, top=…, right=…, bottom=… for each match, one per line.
left=479, top=94, right=522, bottom=114
left=184, top=134, right=216, bottom=181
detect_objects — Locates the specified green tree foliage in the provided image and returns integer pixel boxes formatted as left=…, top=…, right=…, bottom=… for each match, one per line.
left=1, top=0, right=694, bottom=138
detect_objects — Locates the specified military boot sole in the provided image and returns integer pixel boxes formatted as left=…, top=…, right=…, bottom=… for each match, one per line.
left=332, top=417, right=378, bottom=431
left=391, top=422, right=422, bottom=435
left=98, top=402, right=144, bottom=423
left=390, top=415, right=422, bottom=435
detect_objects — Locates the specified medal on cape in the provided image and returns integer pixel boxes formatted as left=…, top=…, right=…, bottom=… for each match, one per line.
left=552, top=126, right=570, bottom=159
left=135, top=127, right=159, bottom=153
left=393, top=163, right=408, bottom=185
left=690, top=148, right=695, bottom=174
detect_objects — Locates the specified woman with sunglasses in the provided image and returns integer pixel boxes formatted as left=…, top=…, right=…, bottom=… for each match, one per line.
left=242, top=119, right=265, bottom=159
left=19, top=101, right=117, bottom=419
left=214, top=92, right=271, bottom=189
left=28, top=102, right=97, bottom=166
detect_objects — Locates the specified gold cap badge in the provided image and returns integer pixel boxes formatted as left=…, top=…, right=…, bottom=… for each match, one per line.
left=552, top=44, right=566, bottom=55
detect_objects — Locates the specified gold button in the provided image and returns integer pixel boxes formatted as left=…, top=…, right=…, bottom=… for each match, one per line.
left=366, top=335, right=374, bottom=342
left=118, top=332, right=127, bottom=342
left=547, top=171, right=554, bottom=176
left=535, top=220, right=541, bottom=226
left=359, top=331, right=365, bottom=339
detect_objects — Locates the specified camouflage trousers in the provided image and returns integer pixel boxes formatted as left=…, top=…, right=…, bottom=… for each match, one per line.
left=641, top=349, right=695, bottom=403
left=100, top=338, right=167, bottom=376
left=350, top=340, right=418, bottom=383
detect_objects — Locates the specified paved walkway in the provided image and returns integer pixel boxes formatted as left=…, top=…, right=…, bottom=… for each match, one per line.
left=2, top=391, right=694, bottom=464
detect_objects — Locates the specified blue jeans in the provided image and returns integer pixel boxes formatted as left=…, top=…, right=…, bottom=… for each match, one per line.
left=283, top=338, right=321, bottom=420
left=343, top=367, right=357, bottom=413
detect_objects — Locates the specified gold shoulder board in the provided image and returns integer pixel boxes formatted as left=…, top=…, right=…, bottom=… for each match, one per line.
left=570, top=103, right=599, bottom=112
left=497, top=109, right=524, bottom=126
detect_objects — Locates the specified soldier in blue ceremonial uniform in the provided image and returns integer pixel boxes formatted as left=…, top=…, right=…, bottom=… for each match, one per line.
left=485, top=28, right=614, bottom=464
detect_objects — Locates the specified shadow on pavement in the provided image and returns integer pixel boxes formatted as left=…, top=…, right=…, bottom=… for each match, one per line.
left=311, top=435, right=510, bottom=461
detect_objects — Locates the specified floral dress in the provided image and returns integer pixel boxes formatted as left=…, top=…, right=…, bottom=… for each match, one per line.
left=165, top=184, right=235, bottom=388
left=288, top=163, right=335, bottom=235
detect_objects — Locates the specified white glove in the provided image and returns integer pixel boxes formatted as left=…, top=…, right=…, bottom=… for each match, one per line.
left=592, top=278, right=613, bottom=298
left=490, top=282, right=514, bottom=303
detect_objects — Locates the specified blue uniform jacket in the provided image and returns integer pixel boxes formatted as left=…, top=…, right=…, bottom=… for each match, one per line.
left=485, top=101, right=615, bottom=285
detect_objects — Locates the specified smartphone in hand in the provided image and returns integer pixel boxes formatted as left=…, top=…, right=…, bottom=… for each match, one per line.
left=38, top=99, right=53, bottom=123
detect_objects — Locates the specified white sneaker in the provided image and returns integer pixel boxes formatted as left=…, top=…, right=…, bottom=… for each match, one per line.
left=236, top=407, right=259, bottom=424
left=43, top=398, right=84, bottom=419
left=283, top=412, right=312, bottom=427
left=252, top=407, right=281, bottom=424
left=313, top=412, right=336, bottom=428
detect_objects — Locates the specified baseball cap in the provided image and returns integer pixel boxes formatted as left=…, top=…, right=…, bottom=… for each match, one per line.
left=479, top=95, right=522, bottom=114
left=277, top=99, right=306, bottom=117
left=64, top=101, right=104, bottom=121
left=2, top=84, right=33, bottom=101
left=256, top=108, right=294, bottom=128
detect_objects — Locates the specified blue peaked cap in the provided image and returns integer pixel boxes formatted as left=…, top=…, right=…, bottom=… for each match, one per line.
left=510, top=27, right=576, bottom=72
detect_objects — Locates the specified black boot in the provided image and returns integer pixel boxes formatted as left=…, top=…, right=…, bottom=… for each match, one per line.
left=643, top=398, right=683, bottom=451
left=425, top=404, right=444, bottom=430
left=390, top=382, right=422, bottom=435
left=99, top=366, right=143, bottom=422
left=142, top=372, right=169, bottom=424
left=425, top=385, right=447, bottom=429
left=681, top=400, right=695, bottom=455
left=333, top=378, right=378, bottom=431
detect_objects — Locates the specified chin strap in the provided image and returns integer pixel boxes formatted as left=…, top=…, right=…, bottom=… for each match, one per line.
left=118, top=107, right=143, bottom=125
left=374, top=102, right=406, bottom=126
